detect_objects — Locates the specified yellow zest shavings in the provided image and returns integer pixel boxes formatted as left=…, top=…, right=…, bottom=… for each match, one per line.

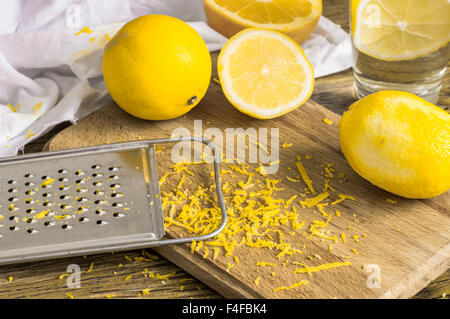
left=335, top=210, right=341, bottom=217
left=281, top=143, right=293, bottom=148
left=212, top=77, right=221, bottom=84
left=203, top=247, right=209, bottom=259
left=300, top=192, right=329, bottom=208
left=352, top=235, right=360, bottom=243
left=293, top=261, right=352, bottom=275
left=331, top=194, right=357, bottom=205
left=26, top=129, right=36, bottom=139
left=65, top=292, right=74, bottom=299
left=33, top=102, right=43, bottom=111
left=89, top=37, right=95, bottom=43
left=386, top=198, right=398, bottom=204
left=273, top=280, right=308, bottom=292
left=59, top=273, right=68, bottom=280
left=105, top=33, right=111, bottom=41
left=86, top=262, right=94, bottom=273
left=226, top=263, right=234, bottom=272
left=254, top=277, right=261, bottom=285
left=296, top=159, right=315, bottom=194
left=105, top=294, right=116, bottom=299
left=8, top=276, right=13, bottom=283
left=6, top=104, right=17, bottom=112
left=308, top=214, right=337, bottom=243
left=255, top=164, right=267, bottom=176
left=340, top=233, right=347, bottom=243
left=352, top=249, right=359, bottom=255
left=141, top=289, right=151, bottom=295
left=41, top=178, right=54, bottom=188
left=323, top=118, right=333, bottom=125
left=75, top=26, right=93, bottom=35
left=124, top=275, right=132, bottom=281
left=124, top=255, right=133, bottom=262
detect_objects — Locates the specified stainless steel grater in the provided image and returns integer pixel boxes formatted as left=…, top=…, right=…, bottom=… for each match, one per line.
left=0, top=137, right=227, bottom=265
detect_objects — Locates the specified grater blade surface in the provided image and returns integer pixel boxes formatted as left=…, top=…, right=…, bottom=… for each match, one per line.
left=0, top=143, right=164, bottom=264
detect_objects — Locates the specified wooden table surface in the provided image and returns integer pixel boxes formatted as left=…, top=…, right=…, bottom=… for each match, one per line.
left=0, top=0, right=448, bottom=299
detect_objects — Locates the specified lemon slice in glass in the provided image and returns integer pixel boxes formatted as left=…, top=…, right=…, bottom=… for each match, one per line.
left=352, top=0, right=450, bottom=61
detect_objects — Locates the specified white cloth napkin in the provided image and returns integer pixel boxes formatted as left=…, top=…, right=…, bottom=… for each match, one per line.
left=0, top=0, right=352, bottom=157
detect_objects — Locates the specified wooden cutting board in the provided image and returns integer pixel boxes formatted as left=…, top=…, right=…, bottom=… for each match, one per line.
left=46, top=58, right=449, bottom=299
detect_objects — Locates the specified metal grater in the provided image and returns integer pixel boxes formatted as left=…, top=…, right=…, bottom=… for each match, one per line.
left=0, top=137, right=227, bottom=265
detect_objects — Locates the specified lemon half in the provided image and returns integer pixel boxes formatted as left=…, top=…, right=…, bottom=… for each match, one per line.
left=204, top=0, right=322, bottom=43
left=218, top=28, right=314, bottom=119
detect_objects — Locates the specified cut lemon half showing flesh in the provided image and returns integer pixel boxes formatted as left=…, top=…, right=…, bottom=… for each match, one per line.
left=218, top=28, right=314, bottom=119
left=204, top=0, right=322, bottom=43
left=352, top=0, right=450, bottom=61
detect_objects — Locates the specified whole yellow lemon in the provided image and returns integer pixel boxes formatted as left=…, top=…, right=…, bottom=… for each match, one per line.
left=103, top=15, right=212, bottom=120
left=339, top=91, right=450, bottom=199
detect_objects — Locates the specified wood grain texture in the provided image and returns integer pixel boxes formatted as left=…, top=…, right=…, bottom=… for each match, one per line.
left=0, top=0, right=448, bottom=299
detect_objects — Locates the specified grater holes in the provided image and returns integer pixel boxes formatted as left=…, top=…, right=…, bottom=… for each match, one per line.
left=42, top=201, right=53, bottom=207
left=25, top=218, right=34, bottom=224
left=25, top=190, right=36, bottom=195
left=74, top=170, right=85, bottom=176
left=91, top=165, right=101, bottom=169
left=24, top=181, right=34, bottom=187
left=61, top=224, right=72, bottom=230
left=95, top=209, right=105, bottom=216
left=27, top=229, right=38, bottom=234
left=58, top=177, right=68, bottom=182
left=93, top=181, right=103, bottom=186
left=110, top=183, right=120, bottom=189
left=58, top=169, right=67, bottom=174
left=94, top=190, right=105, bottom=196
left=109, top=175, right=119, bottom=180
left=92, top=172, right=103, bottom=178
left=26, top=209, right=35, bottom=214
left=24, top=174, right=33, bottom=178
left=9, top=225, right=19, bottom=231
left=79, top=217, right=89, bottom=222
left=76, top=197, right=87, bottom=202
left=96, top=220, right=107, bottom=226
left=44, top=221, right=54, bottom=227
left=108, top=167, right=120, bottom=171
left=8, top=188, right=17, bottom=193
left=8, top=197, right=17, bottom=202
left=59, top=195, right=70, bottom=200
left=77, top=207, right=88, bottom=213
left=9, top=216, right=18, bottom=221
left=94, top=200, right=106, bottom=205
left=110, top=192, right=124, bottom=198
left=25, top=198, right=35, bottom=204
left=7, top=180, right=16, bottom=185
left=113, top=212, right=124, bottom=218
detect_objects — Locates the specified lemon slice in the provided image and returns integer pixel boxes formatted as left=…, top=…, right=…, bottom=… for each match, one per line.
left=352, top=0, right=450, bottom=61
left=218, top=28, right=314, bottom=119
left=204, top=0, right=322, bottom=43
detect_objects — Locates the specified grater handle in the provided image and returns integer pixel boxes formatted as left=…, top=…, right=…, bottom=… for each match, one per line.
left=146, top=136, right=227, bottom=247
